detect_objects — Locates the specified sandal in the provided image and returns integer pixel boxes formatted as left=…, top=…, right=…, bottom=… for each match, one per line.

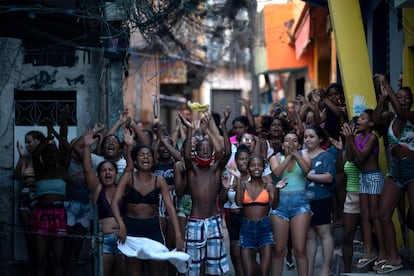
left=286, top=260, right=295, bottom=270
left=377, top=263, right=403, bottom=274
left=372, top=259, right=387, bottom=271
left=356, top=255, right=377, bottom=268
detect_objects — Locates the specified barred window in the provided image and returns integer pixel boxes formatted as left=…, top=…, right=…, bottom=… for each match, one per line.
left=14, top=90, right=77, bottom=126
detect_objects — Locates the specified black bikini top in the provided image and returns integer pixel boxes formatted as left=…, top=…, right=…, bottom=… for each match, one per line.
left=125, top=175, right=160, bottom=205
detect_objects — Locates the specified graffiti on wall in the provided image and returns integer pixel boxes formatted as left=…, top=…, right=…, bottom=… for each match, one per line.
left=66, top=75, right=85, bottom=86
left=22, top=70, right=57, bottom=89
left=21, top=71, right=86, bottom=88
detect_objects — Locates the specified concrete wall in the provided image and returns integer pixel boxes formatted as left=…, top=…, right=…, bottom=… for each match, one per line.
left=0, top=37, right=121, bottom=274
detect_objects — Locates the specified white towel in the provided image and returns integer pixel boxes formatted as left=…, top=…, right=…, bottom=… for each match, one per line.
left=117, top=236, right=191, bottom=273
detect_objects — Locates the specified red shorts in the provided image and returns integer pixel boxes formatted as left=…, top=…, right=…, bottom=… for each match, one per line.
left=30, top=204, right=67, bottom=237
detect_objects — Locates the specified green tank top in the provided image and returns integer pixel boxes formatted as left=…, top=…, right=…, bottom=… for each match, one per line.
left=344, top=161, right=360, bottom=192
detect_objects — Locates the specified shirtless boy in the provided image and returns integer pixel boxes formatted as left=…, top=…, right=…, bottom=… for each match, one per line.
left=178, top=109, right=231, bottom=276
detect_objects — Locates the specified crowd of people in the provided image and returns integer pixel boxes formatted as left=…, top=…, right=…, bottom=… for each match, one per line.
left=13, top=73, right=414, bottom=276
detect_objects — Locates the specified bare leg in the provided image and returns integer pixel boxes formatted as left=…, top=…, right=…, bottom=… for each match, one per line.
left=342, top=213, right=360, bottom=272
left=33, top=235, right=49, bottom=276
left=230, top=239, right=244, bottom=276
left=379, top=178, right=404, bottom=265
left=359, top=194, right=376, bottom=259
left=369, top=194, right=387, bottom=260
left=241, top=248, right=258, bottom=276
left=270, top=215, right=289, bottom=276
left=51, top=237, right=65, bottom=276
left=306, top=226, right=317, bottom=276
left=406, top=183, right=414, bottom=231
left=291, top=213, right=311, bottom=276
left=114, top=254, right=126, bottom=276
left=64, top=223, right=87, bottom=276
left=259, top=244, right=273, bottom=276
left=103, top=253, right=114, bottom=276
left=286, top=233, right=295, bottom=269
left=126, top=257, right=143, bottom=276
left=315, top=224, right=334, bottom=276
left=148, top=260, right=168, bottom=275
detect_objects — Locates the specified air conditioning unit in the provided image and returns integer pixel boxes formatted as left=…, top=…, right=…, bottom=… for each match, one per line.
left=105, top=1, right=127, bottom=21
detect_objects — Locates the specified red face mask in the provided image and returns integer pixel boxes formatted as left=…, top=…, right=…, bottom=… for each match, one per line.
left=195, top=156, right=213, bottom=167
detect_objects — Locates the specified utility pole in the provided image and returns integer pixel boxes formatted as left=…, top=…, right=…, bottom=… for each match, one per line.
left=249, top=0, right=260, bottom=115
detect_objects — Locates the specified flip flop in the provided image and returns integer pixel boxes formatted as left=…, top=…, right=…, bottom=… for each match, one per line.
left=377, top=263, right=403, bottom=274
left=286, top=260, right=295, bottom=270
left=356, top=255, right=377, bottom=268
left=372, top=259, right=388, bottom=271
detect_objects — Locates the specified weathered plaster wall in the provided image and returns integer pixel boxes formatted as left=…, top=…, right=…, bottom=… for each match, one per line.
left=0, top=37, right=122, bottom=275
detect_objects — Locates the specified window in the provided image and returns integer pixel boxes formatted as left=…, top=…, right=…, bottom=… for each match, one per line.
left=14, top=90, right=77, bottom=126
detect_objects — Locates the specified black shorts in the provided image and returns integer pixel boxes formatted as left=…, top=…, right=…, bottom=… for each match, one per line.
left=123, top=216, right=165, bottom=244
left=310, top=197, right=332, bottom=226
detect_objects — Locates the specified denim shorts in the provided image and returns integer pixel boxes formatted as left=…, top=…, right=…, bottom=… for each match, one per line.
left=103, top=232, right=122, bottom=254
left=388, top=157, right=414, bottom=189
left=238, top=216, right=274, bottom=250
left=269, top=191, right=312, bottom=221
left=64, top=200, right=91, bottom=228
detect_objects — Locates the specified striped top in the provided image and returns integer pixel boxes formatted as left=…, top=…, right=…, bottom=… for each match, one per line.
left=344, top=161, right=360, bottom=192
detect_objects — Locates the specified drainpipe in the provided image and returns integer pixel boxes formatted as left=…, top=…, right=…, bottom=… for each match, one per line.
left=249, top=0, right=260, bottom=115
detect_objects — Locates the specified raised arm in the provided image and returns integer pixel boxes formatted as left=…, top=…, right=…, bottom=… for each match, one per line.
left=176, top=114, right=194, bottom=194
left=48, top=117, right=71, bottom=168
left=174, top=160, right=186, bottom=197
left=240, top=98, right=256, bottom=133
left=202, top=112, right=224, bottom=155
left=373, top=74, right=394, bottom=125
left=82, top=129, right=102, bottom=199
left=226, top=165, right=243, bottom=206
left=14, top=141, right=28, bottom=180
left=161, top=136, right=182, bottom=161
left=104, top=108, right=129, bottom=137
left=130, top=118, right=151, bottom=146
left=216, top=107, right=232, bottom=169
left=72, top=122, right=105, bottom=159
left=330, top=136, right=345, bottom=172
left=375, top=74, right=414, bottom=123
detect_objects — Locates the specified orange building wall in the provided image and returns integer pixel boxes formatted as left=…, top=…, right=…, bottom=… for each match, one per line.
left=263, top=3, right=315, bottom=82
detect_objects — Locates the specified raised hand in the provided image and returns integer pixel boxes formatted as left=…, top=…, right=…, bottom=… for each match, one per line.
left=226, top=164, right=241, bottom=179
left=84, top=129, right=98, bottom=147
left=16, top=141, right=25, bottom=156
left=329, top=136, right=343, bottom=151
left=312, top=89, right=321, bottom=103
left=341, top=122, right=354, bottom=138
left=119, top=108, right=129, bottom=123
left=93, top=122, right=105, bottom=133
left=239, top=98, right=251, bottom=109
left=122, top=128, right=135, bottom=147
left=374, top=74, right=389, bottom=98
left=276, top=177, right=288, bottom=189
left=222, top=106, right=231, bottom=125
left=178, top=113, right=192, bottom=129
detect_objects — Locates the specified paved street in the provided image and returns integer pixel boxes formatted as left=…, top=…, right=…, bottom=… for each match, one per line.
left=221, top=223, right=414, bottom=276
